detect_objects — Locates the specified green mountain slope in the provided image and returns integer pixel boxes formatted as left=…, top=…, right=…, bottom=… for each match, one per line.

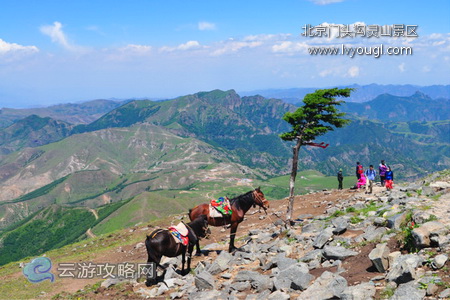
left=0, top=115, right=73, bottom=156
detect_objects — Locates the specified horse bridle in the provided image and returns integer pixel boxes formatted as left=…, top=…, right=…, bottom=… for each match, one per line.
left=252, top=190, right=268, bottom=212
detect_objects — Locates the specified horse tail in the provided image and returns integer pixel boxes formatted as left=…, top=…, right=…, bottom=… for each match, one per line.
left=145, top=232, right=165, bottom=270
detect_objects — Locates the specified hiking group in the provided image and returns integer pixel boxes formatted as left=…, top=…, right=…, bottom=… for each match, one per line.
left=339, top=160, right=394, bottom=193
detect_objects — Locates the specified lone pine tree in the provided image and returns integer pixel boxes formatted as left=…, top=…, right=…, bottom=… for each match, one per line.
left=280, top=88, right=353, bottom=225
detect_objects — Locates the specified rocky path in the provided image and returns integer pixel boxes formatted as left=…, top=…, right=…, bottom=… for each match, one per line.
left=15, top=170, right=450, bottom=300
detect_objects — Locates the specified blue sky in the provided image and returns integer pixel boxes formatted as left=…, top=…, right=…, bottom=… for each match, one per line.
left=0, top=0, right=449, bottom=107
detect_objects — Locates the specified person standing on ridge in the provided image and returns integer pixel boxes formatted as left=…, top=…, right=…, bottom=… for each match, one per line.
left=356, top=162, right=364, bottom=180
left=385, top=167, right=394, bottom=190
left=364, top=165, right=377, bottom=194
left=379, top=160, right=388, bottom=187
left=337, top=169, right=344, bottom=190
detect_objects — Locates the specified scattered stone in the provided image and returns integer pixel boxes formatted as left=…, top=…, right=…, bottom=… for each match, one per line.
left=208, top=251, right=233, bottom=275
left=373, top=217, right=387, bottom=227
left=361, top=226, right=387, bottom=241
left=195, top=271, right=215, bottom=290
left=386, top=254, right=423, bottom=284
left=332, top=217, right=349, bottom=235
left=313, top=227, right=334, bottom=249
left=388, top=251, right=402, bottom=269
left=322, top=246, right=358, bottom=260
left=412, top=211, right=432, bottom=225
left=340, top=282, right=376, bottom=300
left=202, top=243, right=222, bottom=251
left=391, top=281, right=426, bottom=300
left=268, top=290, right=290, bottom=300
left=302, top=221, right=326, bottom=233
left=273, top=264, right=313, bottom=291
left=134, top=242, right=145, bottom=249
left=387, top=212, right=407, bottom=230
left=369, top=243, right=390, bottom=273
left=432, top=254, right=448, bottom=270
left=298, top=271, right=348, bottom=300
left=439, top=288, right=450, bottom=298
left=412, top=221, right=448, bottom=248
left=188, top=290, right=221, bottom=300
left=300, top=249, right=323, bottom=263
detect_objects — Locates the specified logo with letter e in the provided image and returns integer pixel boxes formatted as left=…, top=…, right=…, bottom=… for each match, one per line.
left=23, top=257, right=55, bottom=283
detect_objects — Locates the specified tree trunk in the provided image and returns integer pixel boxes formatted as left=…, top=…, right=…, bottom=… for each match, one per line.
left=286, top=139, right=302, bottom=226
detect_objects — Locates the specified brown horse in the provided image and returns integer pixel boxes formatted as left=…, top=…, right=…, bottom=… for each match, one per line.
left=188, top=187, right=269, bottom=253
left=145, top=214, right=209, bottom=286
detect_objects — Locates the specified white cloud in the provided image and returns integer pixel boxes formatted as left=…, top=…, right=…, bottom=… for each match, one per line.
left=120, top=44, right=152, bottom=54
left=272, top=41, right=309, bottom=54
left=160, top=40, right=202, bottom=52
left=0, top=38, right=39, bottom=55
left=398, top=63, right=406, bottom=72
left=40, top=21, right=80, bottom=51
left=309, top=0, right=344, bottom=5
left=347, top=66, right=359, bottom=77
left=244, top=33, right=291, bottom=42
left=210, top=40, right=262, bottom=56
left=319, top=69, right=334, bottom=77
left=198, top=22, right=216, bottom=31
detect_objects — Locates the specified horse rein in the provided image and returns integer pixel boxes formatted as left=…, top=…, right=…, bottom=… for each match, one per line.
left=252, top=190, right=268, bottom=213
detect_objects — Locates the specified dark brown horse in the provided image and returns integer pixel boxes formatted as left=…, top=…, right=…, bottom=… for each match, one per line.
left=188, top=187, right=269, bottom=253
left=145, top=214, right=209, bottom=286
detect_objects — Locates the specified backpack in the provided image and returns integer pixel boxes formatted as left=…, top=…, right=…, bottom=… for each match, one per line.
left=357, top=165, right=364, bottom=174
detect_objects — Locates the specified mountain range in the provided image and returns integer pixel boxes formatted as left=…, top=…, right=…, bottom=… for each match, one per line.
left=0, top=88, right=448, bottom=266
left=241, top=84, right=450, bottom=104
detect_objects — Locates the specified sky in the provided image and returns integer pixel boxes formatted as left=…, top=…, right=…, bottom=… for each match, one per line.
left=0, top=0, right=449, bottom=107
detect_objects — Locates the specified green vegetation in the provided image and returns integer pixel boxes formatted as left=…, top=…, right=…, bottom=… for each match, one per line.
left=0, top=206, right=95, bottom=266
left=0, top=198, right=131, bottom=266
left=400, top=211, right=419, bottom=253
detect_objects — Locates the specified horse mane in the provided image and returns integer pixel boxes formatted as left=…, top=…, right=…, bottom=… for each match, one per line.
left=230, top=190, right=254, bottom=209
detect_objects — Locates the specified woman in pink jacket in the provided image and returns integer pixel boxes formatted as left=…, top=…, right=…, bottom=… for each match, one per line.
left=357, top=174, right=366, bottom=189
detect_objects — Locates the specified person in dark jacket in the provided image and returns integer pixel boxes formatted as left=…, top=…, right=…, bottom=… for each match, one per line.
left=379, top=160, right=388, bottom=187
left=385, top=167, right=394, bottom=190
left=337, top=169, right=343, bottom=190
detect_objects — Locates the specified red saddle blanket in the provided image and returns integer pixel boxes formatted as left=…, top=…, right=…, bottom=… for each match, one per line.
left=168, top=222, right=189, bottom=246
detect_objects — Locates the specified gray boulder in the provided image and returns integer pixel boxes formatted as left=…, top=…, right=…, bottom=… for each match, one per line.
left=391, top=281, right=426, bottom=300
left=207, top=250, right=233, bottom=275
left=386, top=254, right=423, bottom=284
left=233, top=270, right=273, bottom=293
left=368, top=243, right=390, bottom=273
left=323, top=246, right=358, bottom=260
left=268, top=291, right=290, bottom=300
left=432, top=254, right=448, bottom=270
left=195, top=271, right=215, bottom=290
left=313, top=227, right=334, bottom=249
left=340, top=282, right=376, bottom=300
left=361, top=226, right=387, bottom=241
left=412, top=221, right=448, bottom=248
left=298, top=271, right=348, bottom=300
left=188, top=290, right=221, bottom=300
left=332, top=217, right=348, bottom=235
left=300, top=249, right=324, bottom=263
left=387, top=212, right=407, bottom=230
left=273, top=264, right=314, bottom=291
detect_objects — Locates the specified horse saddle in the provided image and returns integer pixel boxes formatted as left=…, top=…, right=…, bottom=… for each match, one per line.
left=209, top=197, right=232, bottom=218
left=168, top=222, right=189, bottom=246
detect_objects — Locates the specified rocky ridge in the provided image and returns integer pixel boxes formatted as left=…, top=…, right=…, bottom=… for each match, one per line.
left=58, top=170, right=450, bottom=299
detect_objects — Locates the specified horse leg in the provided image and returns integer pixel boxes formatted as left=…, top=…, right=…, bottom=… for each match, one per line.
left=195, top=238, right=202, bottom=256
left=229, top=222, right=239, bottom=253
left=181, top=248, right=186, bottom=275
left=187, top=244, right=194, bottom=274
